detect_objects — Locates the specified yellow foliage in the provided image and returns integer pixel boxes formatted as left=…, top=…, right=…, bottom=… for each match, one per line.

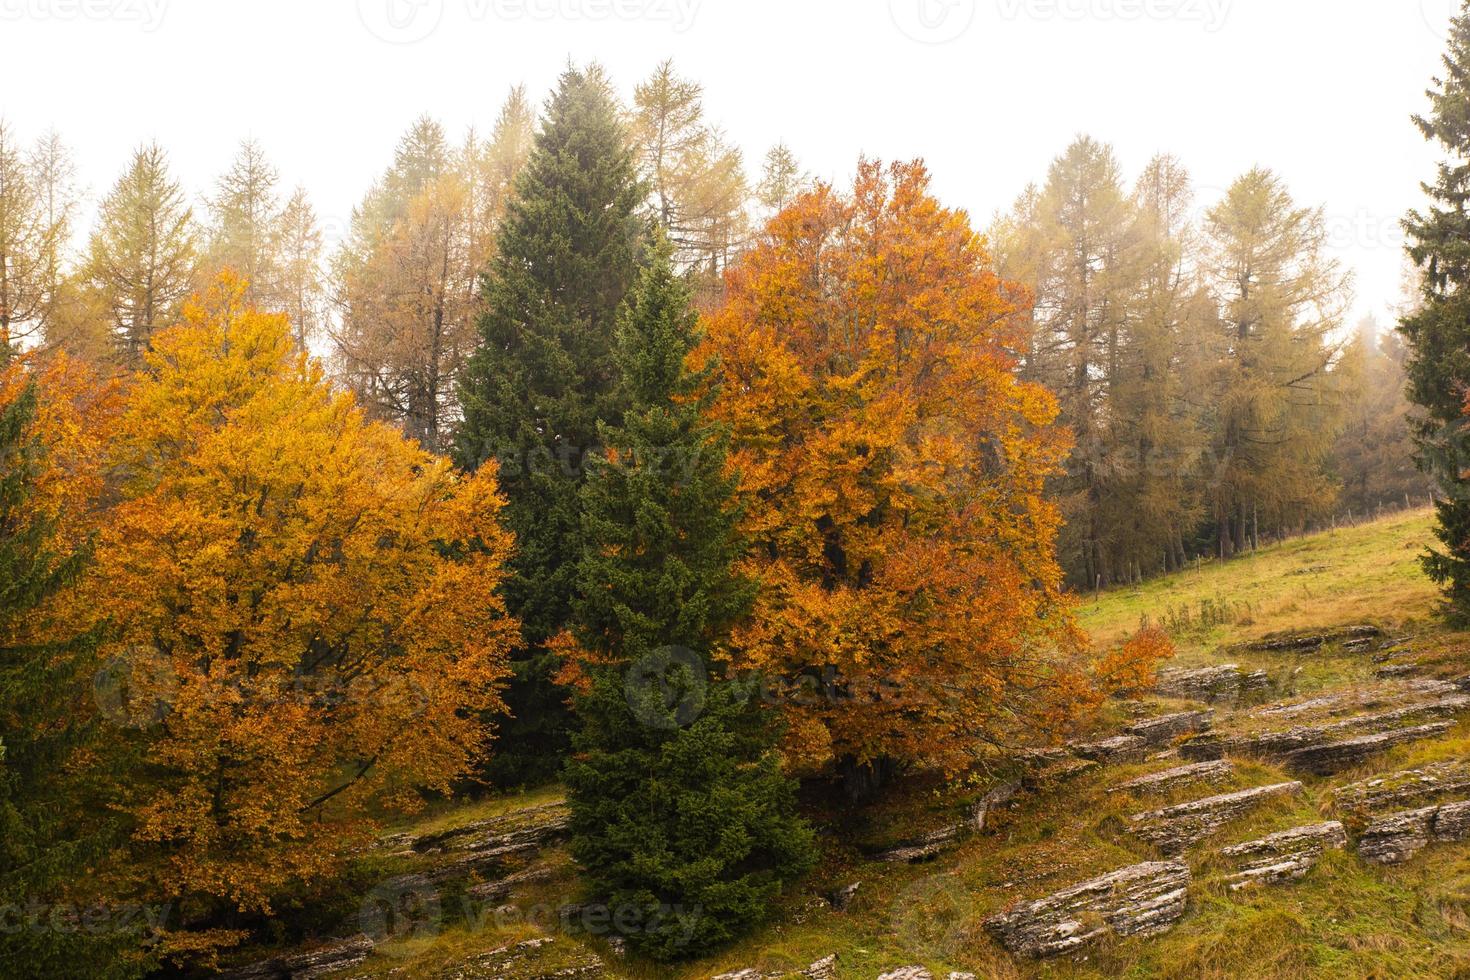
left=78, top=274, right=518, bottom=915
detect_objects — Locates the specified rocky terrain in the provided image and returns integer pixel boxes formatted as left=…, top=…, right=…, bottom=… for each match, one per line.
left=211, top=604, right=1470, bottom=978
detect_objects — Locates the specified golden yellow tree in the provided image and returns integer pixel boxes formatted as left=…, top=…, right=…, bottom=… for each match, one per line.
left=84, top=274, right=518, bottom=925
left=700, top=160, right=1134, bottom=793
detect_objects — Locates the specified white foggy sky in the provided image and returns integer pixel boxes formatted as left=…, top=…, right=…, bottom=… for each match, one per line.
left=0, top=0, right=1457, bottom=328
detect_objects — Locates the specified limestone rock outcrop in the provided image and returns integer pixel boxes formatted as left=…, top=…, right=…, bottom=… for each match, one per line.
left=1219, top=822, right=1347, bottom=890
left=1129, top=782, right=1302, bottom=853
left=984, top=861, right=1191, bottom=957
left=216, top=936, right=375, bottom=980
left=1109, top=760, right=1235, bottom=796
left=1335, top=761, right=1470, bottom=821
left=1358, top=800, right=1470, bottom=865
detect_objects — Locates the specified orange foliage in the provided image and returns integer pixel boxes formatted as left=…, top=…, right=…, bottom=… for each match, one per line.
left=0, top=351, right=120, bottom=554
left=76, top=275, right=518, bottom=915
left=0, top=353, right=120, bottom=670
left=1093, top=625, right=1176, bottom=697
left=698, top=159, right=1092, bottom=774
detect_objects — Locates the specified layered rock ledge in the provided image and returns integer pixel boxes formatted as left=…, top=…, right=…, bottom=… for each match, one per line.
left=1334, top=761, right=1470, bottom=821
left=1358, top=800, right=1470, bottom=864
left=1180, top=697, right=1467, bottom=768
left=1124, top=710, right=1215, bottom=747
left=1108, top=760, right=1235, bottom=796
left=216, top=935, right=374, bottom=980
left=1280, top=722, right=1453, bottom=776
left=1220, top=821, right=1347, bottom=890
left=1129, top=782, right=1302, bottom=853
left=1154, top=664, right=1270, bottom=704
left=984, top=861, right=1191, bottom=958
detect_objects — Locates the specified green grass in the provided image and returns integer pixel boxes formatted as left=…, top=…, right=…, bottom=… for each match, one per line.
left=379, top=783, right=566, bottom=839
left=1078, top=508, right=1441, bottom=654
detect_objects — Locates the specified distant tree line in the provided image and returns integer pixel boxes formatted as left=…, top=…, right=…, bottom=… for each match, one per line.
left=993, top=138, right=1424, bottom=588
left=0, top=71, right=1420, bottom=601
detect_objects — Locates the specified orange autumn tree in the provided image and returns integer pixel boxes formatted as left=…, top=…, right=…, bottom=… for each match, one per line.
left=86, top=274, right=518, bottom=924
left=700, top=159, right=1127, bottom=792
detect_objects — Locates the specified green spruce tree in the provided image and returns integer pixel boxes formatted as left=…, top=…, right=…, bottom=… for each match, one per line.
left=563, top=238, right=815, bottom=961
left=455, top=66, right=646, bottom=783
left=1403, top=1, right=1470, bottom=617
left=0, top=375, right=142, bottom=979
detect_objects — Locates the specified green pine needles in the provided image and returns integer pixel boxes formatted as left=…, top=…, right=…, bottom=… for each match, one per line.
left=562, top=237, right=816, bottom=961
left=1404, top=3, right=1470, bottom=620
left=455, top=65, right=646, bottom=784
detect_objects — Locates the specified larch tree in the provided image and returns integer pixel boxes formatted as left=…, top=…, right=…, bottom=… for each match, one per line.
left=1202, top=167, right=1347, bottom=555
left=273, top=186, right=324, bottom=349
left=333, top=116, right=460, bottom=450
left=563, top=237, right=814, bottom=961
left=199, top=141, right=326, bottom=351
left=753, top=142, right=808, bottom=219
left=700, top=160, right=1108, bottom=798
left=82, top=143, right=199, bottom=365
left=1332, top=317, right=1424, bottom=514
left=0, top=122, right=68, bottom=351
left=334, top=112, right=519, bottom=452
left=24, top=130, right=115, bottom=366
left=455, top=65, right=646, bottom=785
left=1106, top=154, right=1208, bottom=579
left=1402, top=2, right=1470, bottom=616
left=996, top=141, right=1359, bottom=579
left=203, top=139, right=282, bottom=308
left=631, top=61, right=749, bottom=294
left=26, top=130, right=88, bottom=354
left=464, top=86, right=537, bottom=292
left=996, top=136, right=1145, bottom=587
left=84, top=274, right=518, bottom=938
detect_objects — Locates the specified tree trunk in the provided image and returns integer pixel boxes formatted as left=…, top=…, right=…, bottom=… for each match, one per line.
left=838, top=756, right=899, bottom=804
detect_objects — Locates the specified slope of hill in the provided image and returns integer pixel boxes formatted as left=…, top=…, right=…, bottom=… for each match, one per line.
left=1079, top=508, right=1440, bottom=651
left=215, top=508, right=1470, bottom=979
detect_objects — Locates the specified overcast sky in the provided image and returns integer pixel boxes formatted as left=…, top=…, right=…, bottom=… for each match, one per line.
left=1, top=0, right=1456, bottom=328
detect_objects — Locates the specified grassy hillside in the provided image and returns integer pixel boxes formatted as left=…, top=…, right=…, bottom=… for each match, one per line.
left=232, top=508, right=1470, bottom=979
left=1080, top=508, right=1441, bottom=652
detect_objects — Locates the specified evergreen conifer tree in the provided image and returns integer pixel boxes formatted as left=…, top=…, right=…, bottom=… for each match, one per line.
left=455, top=66, right=646, bottom=781
left=563, top=238, right=815, bottom=961
left=1403, top=2, right=1470, bottom=617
